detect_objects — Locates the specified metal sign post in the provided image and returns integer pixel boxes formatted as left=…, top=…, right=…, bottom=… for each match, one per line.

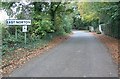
left=6, top=19, right=31, bottom=46
left=22, top=25, right=28, bottom=45
left=24, top=32, right=27, bottom=45
left=15, top=26, right=18, bottom=40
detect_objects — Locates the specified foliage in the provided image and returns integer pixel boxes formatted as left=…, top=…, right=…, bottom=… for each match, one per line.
left=1, top=2, right=75, bottom=55
left=63, top=15, right=73, bottom=33
left=78, top=2, right=120, bottom=38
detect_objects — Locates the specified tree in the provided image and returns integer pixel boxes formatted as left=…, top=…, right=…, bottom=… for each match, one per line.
left=78, top=2, right=120, bottom=38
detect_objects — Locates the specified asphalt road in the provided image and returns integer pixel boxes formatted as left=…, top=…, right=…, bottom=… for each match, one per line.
left=10, top=31, right=118, bottom=77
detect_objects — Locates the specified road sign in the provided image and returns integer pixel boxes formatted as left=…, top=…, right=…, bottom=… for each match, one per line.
left=6, top=19, right=31, bottom=25
left=22, top=26, right=27, bottom=32
left=6, top=19, right=31, bottom=46
left=22, top=26, right=28, bottom=45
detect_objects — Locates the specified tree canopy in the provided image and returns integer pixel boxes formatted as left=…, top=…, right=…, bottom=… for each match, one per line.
left=1, top=1, right=76, bottom=55
left=78, top=2, right=120, bottom=38
left=1, top=1, right=120, bottom=56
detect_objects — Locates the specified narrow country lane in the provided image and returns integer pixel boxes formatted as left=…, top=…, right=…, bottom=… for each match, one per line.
left=9, top=31, right=118, bottom=77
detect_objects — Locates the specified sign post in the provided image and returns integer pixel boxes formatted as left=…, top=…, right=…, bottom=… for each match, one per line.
left=25, top=32, right=26, bottom=45
left=15, top=26, right=18, bottom=40
left=22, top=26, right=28, bottom=45
left=6, top=19, right=31, bottom=46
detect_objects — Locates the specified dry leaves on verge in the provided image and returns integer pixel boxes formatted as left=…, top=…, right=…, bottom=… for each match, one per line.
left=93, top=33, right=119, bottom=64
left=92, top=32, right=120, bottom=75
left=1, top=35, right=69, bottom=76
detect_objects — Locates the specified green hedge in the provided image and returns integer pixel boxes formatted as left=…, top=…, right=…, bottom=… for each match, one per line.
left=102, top=22, right=119, bottom=39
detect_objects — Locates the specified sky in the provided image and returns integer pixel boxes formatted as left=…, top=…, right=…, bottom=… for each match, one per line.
left=0, top=10, right=9, bottom=22
left=0, top=0, right=30, bottom=23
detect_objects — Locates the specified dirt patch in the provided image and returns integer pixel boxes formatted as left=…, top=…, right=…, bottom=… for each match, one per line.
left=1, top=35, right=70, bottom=76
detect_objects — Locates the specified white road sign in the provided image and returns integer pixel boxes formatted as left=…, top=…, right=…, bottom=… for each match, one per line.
left=22, top=26, right=28, bottom=32
left=6, top=19, right=31, bottom=25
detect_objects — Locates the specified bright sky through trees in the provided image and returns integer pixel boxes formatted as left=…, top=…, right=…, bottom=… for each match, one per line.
left=0, top=10, right=9, bottom=22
